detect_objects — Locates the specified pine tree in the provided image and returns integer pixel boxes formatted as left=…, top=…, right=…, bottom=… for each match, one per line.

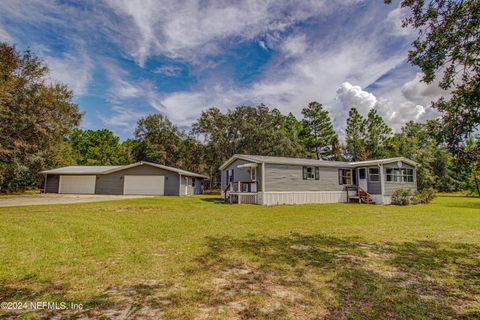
left=345, top=107, right=367, bottom=161
left=300, top=101, right=338, bottom=160
left=364, top=109, right=392, bottom=159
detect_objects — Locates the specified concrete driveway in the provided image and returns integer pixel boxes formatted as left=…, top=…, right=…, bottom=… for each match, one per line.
left=0, top=194, right=151, bottom=207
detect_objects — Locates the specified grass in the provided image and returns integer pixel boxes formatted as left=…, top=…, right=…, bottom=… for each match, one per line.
left=0, top=195, right=479, bottom=319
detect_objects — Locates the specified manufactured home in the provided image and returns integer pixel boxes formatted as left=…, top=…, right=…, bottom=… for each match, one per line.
left=220, top=155, right=418, bottom=205
left=41, top=161, right=208, bottom=196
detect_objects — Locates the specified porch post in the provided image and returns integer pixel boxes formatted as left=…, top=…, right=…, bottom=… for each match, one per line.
left=261, top=162, right=266, bottom=205
left=379, top=164, right=385, bottom=198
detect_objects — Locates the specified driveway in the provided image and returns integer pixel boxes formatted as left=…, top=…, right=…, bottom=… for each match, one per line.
left=0, top=194, right=151, bottom=207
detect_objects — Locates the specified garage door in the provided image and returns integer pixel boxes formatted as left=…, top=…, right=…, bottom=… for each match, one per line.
left=59, top=175, right=96, bottom=194
left=123, top=175, right=165, bottom=195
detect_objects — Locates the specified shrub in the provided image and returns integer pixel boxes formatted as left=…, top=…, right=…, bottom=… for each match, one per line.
left=391, top=188, right=414, bottom=205
left=412, top=189, right=436, bottom=204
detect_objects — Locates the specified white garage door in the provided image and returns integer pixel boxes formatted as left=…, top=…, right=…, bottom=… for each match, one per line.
left=59, top=175, right=96, bottom=194
left=123, top=175, right=165, bottom=195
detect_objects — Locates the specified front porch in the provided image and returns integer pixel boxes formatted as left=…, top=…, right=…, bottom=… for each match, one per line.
left=223, top=180, right=259, bottom=204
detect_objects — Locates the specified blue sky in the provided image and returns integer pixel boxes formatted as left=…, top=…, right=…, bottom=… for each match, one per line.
left=0, top=0, right=446, bottom=139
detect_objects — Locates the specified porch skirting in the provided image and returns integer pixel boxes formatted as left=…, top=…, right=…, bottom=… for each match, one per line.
left=370, top=194, right=391, bottom=205
left=259, top=191, right=347, bottom=206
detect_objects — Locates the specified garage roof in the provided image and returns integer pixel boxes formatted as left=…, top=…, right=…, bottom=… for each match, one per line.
left=40, top=166, right=122, bottom=174
left=41, top=162, right=208, bottom=179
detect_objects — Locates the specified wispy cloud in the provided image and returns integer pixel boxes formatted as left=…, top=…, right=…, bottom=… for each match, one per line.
left=44, top=49, right=93, bottom=95
left=102, top=0, right=359, bottom=65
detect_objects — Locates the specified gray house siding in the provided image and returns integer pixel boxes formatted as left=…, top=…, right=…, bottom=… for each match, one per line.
left=383, top=162, right=417, bottom=196
left=265, top=164, right=344, bottom=192
left=95, top=165, right=180, bottom=195
left=45, top=174, right=59, bottom=193
left=221, top=159, right=262, bottom=192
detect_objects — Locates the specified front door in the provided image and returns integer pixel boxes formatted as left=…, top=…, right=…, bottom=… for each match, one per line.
left=358, top=168, right=367, bottom=191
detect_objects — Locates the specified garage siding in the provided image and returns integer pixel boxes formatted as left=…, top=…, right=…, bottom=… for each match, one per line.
left=45, top=174, right=59, bottom=193
left=95, top=165, right=180, bottom=195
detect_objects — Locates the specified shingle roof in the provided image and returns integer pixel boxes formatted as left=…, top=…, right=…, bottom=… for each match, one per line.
left=220, top=154, right=418, bottom=170
left=40, top=162, right=208, bottom=179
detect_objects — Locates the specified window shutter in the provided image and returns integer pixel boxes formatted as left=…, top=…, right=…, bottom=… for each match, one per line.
left=315, top=167, right=319, bottom=180
left=302, top=167, right=307, bottom=180
left=338, top=169, right=343, bottom=185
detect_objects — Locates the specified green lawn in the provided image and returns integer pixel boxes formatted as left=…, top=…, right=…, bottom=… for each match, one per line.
left=0, top=195, right=479, bottom=319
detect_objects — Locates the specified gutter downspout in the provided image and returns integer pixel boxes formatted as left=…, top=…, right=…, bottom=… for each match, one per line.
left=44, top=174, right=47, bottom=193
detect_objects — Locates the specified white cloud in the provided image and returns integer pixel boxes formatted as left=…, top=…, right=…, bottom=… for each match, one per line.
left=98, top=106, right=146, bottom=131
left=336, top=82, right=377, bottom=117
left=281, top=34, right=308, bottom=57
left=44, top=50, right=93, bottom=95
left=102, top=0, right=358, bottom=65
left=334, top=75, right=445, bottom=132
left=385, top=4, right=414, bottom=37
left=0, top=25, right=12, bottom=41
left=401, top=73, right=446, bottom=106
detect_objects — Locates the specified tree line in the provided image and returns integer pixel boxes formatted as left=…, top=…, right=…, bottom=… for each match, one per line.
left=1, top=0, right=479, bottom=200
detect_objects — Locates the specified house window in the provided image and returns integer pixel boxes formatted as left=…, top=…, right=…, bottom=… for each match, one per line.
left=386, top=168, right=414, bottom=182
left=368, top=168, right=380, bottom=182
left=303, top=166, right=318, bottom=180
left=359, top=168, right=366, bottom=179
left=338, top=169, right=352, bottom=185
left=250, top=167, right=257, bottom=181
left=192, top=178, right=195, bottom=187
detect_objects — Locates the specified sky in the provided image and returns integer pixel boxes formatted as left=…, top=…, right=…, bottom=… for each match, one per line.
left=0, top=0, right=447, bottom=140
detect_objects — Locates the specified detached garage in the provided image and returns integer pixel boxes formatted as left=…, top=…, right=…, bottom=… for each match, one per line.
left=40, top=162, right=207, bottom=196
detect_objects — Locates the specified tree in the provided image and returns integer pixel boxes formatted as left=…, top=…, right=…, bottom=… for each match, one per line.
left=134, top=113, right=207, bottom=174
left=345, top=107, right=367, bottom=161
left=69, top=129, right=128, bottom=165
left=457, top=137, right=480, bottom=196
left=364, top=109, right=392, bottom=159
left=300, top=102, right=338, bottom=160
left=121, top=138, right=138, bottom=164
left=387, top=121, right=456, bottom=191
left=134, top=114, right=182, bottom=166
left=387, top=0, right=480, bottom=150
left=193, top=105, right=309, bottom=187
left=0, top=43, right=81, bottom=191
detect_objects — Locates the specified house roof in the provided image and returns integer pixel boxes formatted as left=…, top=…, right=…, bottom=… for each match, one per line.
left=41, top=161, right=208, bottom=179
left=219, top=154, right=418, bottom=170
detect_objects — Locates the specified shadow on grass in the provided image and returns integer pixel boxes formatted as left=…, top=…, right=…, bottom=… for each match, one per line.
left=2, top=235, right=479, bottom=319
left=189, top=234, right=480, bottom=319
left=199, top=197, right=228, bottom=205
left=445, top=202, right=480, bottom=210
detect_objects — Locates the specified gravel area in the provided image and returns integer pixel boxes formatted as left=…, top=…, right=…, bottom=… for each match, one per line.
left=0, top=194, right=151, bottom=207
